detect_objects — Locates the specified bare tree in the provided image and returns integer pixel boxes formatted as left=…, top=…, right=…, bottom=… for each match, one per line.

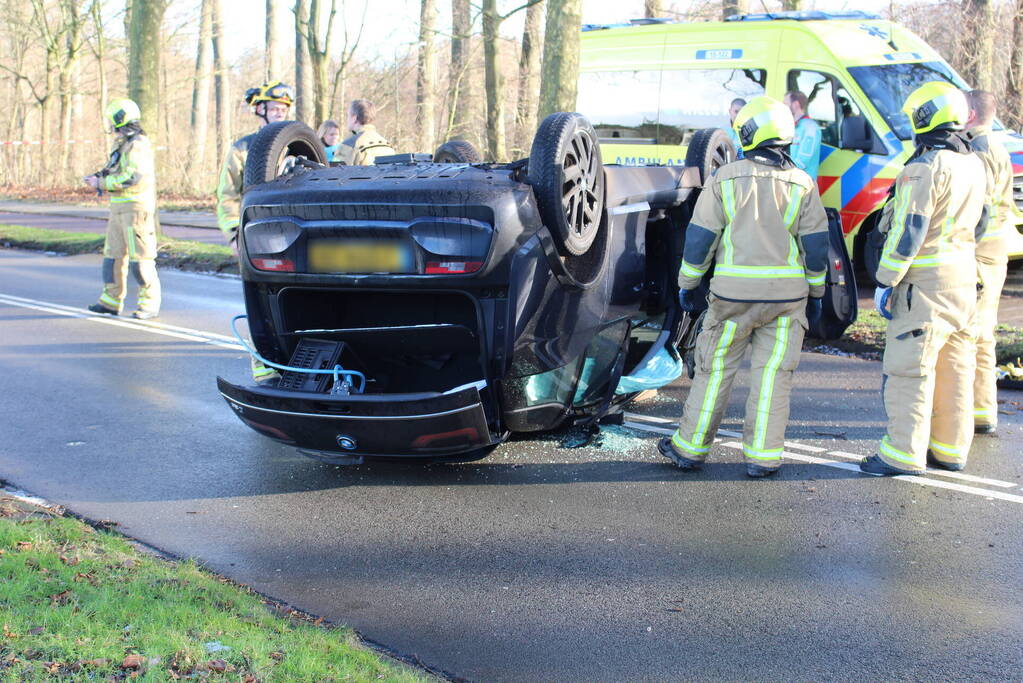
left=327, top=2, right=367, bottom=120
left=538, top=0, right=581, bottom=121
left=965, top=0, right=994, bottom=89
left=515, top=1, right=543, bottom=153
left=211, top=0, right=230, bottom=162
left=293, top=0, right=313, bottom=124
left=86, top=0, right=107, bottom=118
left=781, top=0, right=802, bottom=10
left=417, top=0, right=437, bottom=152
left=722, top=0, right=748, bottom=19
left=295, top=0, right=340, bottom=125
left=266, top=0, right=286, bottom=81
left=447, top=0, right=472, bottom=140
left=127, top=0, right=168, bottom=141
left=187, top=0, right=213, bottom=185
left=644, top=0, right=662, bottom=17
left=56, top=0, right=86, bottom=174
left=1006, top=0, right=1023, bottom=130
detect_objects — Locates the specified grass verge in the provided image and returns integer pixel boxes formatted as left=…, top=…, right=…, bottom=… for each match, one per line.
left=0, top=224, right=236, bottom=273
left=0, top=496, right=427, bottom=682
left=806, top=309, right=1023, bottom=365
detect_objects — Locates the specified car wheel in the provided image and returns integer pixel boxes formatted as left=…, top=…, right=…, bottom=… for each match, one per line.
left=433, top=139, right=483, bottom=163
left=528, top=112, right=606, bottom=257
left=243, top=121, right=327, bottom=191
left=685, top=128, right=736, bottom=185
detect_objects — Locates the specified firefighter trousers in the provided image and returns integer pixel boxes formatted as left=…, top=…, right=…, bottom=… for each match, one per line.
left=670, top=296, right=807, bottom=469
left=974, top=260, right=1007, bottom=429
left=97, top=202, right=161, bottom=313
left=878, top=283, right=977, bottom=472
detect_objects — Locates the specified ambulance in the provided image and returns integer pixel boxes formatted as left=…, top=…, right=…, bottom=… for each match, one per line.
left=578, top=10, right=1023, bottom=262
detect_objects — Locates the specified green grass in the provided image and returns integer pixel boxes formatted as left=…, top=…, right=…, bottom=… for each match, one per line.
left=0, top=224, right=236, bottom=273
left=0, top=509, right=426, bottom=682
left=806, top=308, right=1023, bottom=365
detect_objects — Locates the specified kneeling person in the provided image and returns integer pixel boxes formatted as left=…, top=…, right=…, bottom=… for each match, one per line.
left=660, top=96, right=829, bottom=478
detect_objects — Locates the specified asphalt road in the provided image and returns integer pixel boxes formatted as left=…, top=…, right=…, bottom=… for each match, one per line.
left=1, top=249, right=1022, bottom=681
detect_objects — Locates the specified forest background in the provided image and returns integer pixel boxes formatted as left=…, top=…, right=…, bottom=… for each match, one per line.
left=0, top=0, right=1019, bottom=199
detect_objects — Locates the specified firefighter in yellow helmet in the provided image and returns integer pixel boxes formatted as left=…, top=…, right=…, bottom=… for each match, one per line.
left=860, top=82, right=987, bottom=475
left=964, top=89, right=1015, bottom=436
left=215, top=81, right=293, bottom=382
left=84, top=98, right=161, bottom=319
left=659, top=96, right=830, bottom=478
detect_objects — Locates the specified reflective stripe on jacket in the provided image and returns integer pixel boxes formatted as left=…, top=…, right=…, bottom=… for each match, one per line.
left=875, top=148, right=986, bottom=289
left=103, top=134, right=155, bottom=207
left=215, top=133, right=255, bottom=241
left=966, top=124, right=1014, bottom=264
left=678, top=157, right=830, bottom=302
left=337, top=124, right=394, bottom=166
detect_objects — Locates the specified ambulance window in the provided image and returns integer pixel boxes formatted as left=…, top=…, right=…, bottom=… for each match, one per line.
left=847, top=61, right=968, bottom=139
left=656, top=68, right=766, bottom=144
left=788, top=70, right=837, bottom=124
left=577, top=71, right=663, bottom=144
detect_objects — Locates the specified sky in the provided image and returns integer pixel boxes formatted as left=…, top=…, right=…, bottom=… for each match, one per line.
left=207, top=0, right=893, bottom=65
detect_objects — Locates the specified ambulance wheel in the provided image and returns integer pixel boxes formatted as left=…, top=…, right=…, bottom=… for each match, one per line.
left=433, top=139, right=483, bottom=163
left=528, top=112, right=606, bottom=256
left=685, top=128, right=736, bottom=185
left=243, top=121, right=327, bottom=191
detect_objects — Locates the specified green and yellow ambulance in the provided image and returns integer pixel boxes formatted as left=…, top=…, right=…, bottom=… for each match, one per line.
left=578, top=10, right=1023, bottom=261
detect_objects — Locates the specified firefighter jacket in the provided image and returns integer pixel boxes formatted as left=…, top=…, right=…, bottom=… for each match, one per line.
left=678, top=152, right=830, bottom=303
left=966, top=124, right=1015, bottom=265
left=875, top=145, right=986, bottom=290
left=216, top=132, right=256, bottom=242
left=337, top=124, right=394, bottom=166
left=101, top=132, right=155, bottom=207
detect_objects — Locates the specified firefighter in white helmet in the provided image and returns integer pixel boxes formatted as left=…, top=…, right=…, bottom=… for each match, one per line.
left=660, top=96, right=829, bottom=478
left=860, top=82, right=987, bottom=475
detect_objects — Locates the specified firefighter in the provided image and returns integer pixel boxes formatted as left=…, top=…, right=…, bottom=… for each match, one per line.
left=215, top=81, right=293, bottom=382
left=860, top=82, right=986, bottom=475
left=964, top=90, right=1014, bottom=436
left=337, top=99, right=393, bottom=165
left=84, top=98, right=161, bottom=320
left=215, top=81, right=294, bottom=247
left=660, top=96, right=830, bottom=478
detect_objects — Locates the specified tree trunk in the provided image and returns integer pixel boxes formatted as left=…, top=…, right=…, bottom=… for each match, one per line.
left=538, top=0, right=581, bottom=121
left=304, top=0, right=337, bottom=125
left=781, top=0, right=802, bottom=10
left=417, top=0, right=437, bottom=152
left=211, top=0, right=231, bottom=163
left=293, top=0, right=313, bottom=125
left=644, top=0, right=662, bottom=17
left=188, top=0, right=213, bottom=186
left=515, top=1, right=542, bottom=153
left=722, top=0, right=748, bottom=19
left=90, top=0, right=107, bottom=121
left=57, top=0, right=83, bottom=177
left=448, top=0, right=471, bottom=140
left=265, top=0, right=285, bottom=81
left=967, top=0, right=995, bottom=89
left=482, top=0, right=506, bottom=160
left=127, top=0, right=167, bottom=142
left=1006, top=0, right=1023, bottom=130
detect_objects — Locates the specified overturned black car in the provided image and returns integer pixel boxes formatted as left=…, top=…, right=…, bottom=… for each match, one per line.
left=217, top=114, right=856, bottom=463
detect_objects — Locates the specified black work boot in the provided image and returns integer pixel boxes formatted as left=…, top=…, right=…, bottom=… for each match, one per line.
left=657, top=438, right=702, bottom=471
left=746, top=463, right=779, bottom=478
left=974, top=423, right=996, bottom=435
left=87, top=302, right=119, bottom=316
left=859, top=454, right=919, bottom=476
left=926, top=450, right=965, bottom=472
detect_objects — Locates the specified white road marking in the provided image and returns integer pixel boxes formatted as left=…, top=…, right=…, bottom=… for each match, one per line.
left=0, top=292, right=244, bottom=351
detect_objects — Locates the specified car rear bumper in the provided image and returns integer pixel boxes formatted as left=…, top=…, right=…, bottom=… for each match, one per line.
left=217, top=377, right=496, bottom=458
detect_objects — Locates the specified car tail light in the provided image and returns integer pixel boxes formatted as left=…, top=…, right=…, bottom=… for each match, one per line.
left=251, top=257, right=296, bottom=272
left=425, top=260, right=482, bottom=274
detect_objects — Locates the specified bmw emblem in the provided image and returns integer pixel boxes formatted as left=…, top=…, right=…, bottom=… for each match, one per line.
left=336, top=435, right=357, bottom=450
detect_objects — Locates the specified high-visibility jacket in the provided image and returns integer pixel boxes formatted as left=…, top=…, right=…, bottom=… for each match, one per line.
left=102, top=133, right=155, bottom=207
left=215, top=132, right=256, bottom=242
left=966, top=124, right=1015, bottom=265
left=337, top=124, right=394, bottom=166
left=875, top=147, right=986, bottom=289
left=678, top=155, right=830, bottom=302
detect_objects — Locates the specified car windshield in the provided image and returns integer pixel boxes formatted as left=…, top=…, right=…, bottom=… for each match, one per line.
left=848, top=61, right=968, bottom=140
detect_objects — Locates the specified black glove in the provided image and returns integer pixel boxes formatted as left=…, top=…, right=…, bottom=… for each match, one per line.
left=678, top=289, right=698, bottom=313
left=807, top=296, right=823, bottom=327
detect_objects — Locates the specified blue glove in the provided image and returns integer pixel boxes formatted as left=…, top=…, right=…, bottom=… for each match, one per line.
left=874, top=286, right=893, bottom=320
left=807, top=296, right=823, bottom=326
left=678, top=289, right=698, bottom=313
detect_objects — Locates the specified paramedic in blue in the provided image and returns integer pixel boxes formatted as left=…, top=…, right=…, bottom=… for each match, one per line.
left=727, top=98, right=746, bottom=159
left=784, top=90, right=822, bottom=179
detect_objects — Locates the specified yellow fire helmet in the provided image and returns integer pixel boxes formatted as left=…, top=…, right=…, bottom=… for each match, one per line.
left=902, top=81, right=968, bottom=135
left=104, top=98, right=141, bottom=130
left=733, top=96, right=795, bottom=152
left=244, top=81, right=295, bottom=107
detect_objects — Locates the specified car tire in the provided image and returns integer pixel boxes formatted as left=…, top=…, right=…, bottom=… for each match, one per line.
left=528, top=112, right=606, bottom=257
left=243, top=121, right=327, bottom=191
left=433, top=139, right=483, bottom=163
left=685, top=128, right=736, bottom=185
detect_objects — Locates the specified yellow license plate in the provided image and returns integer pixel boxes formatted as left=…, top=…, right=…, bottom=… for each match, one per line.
left=308, top=240, right=411, bottom=273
